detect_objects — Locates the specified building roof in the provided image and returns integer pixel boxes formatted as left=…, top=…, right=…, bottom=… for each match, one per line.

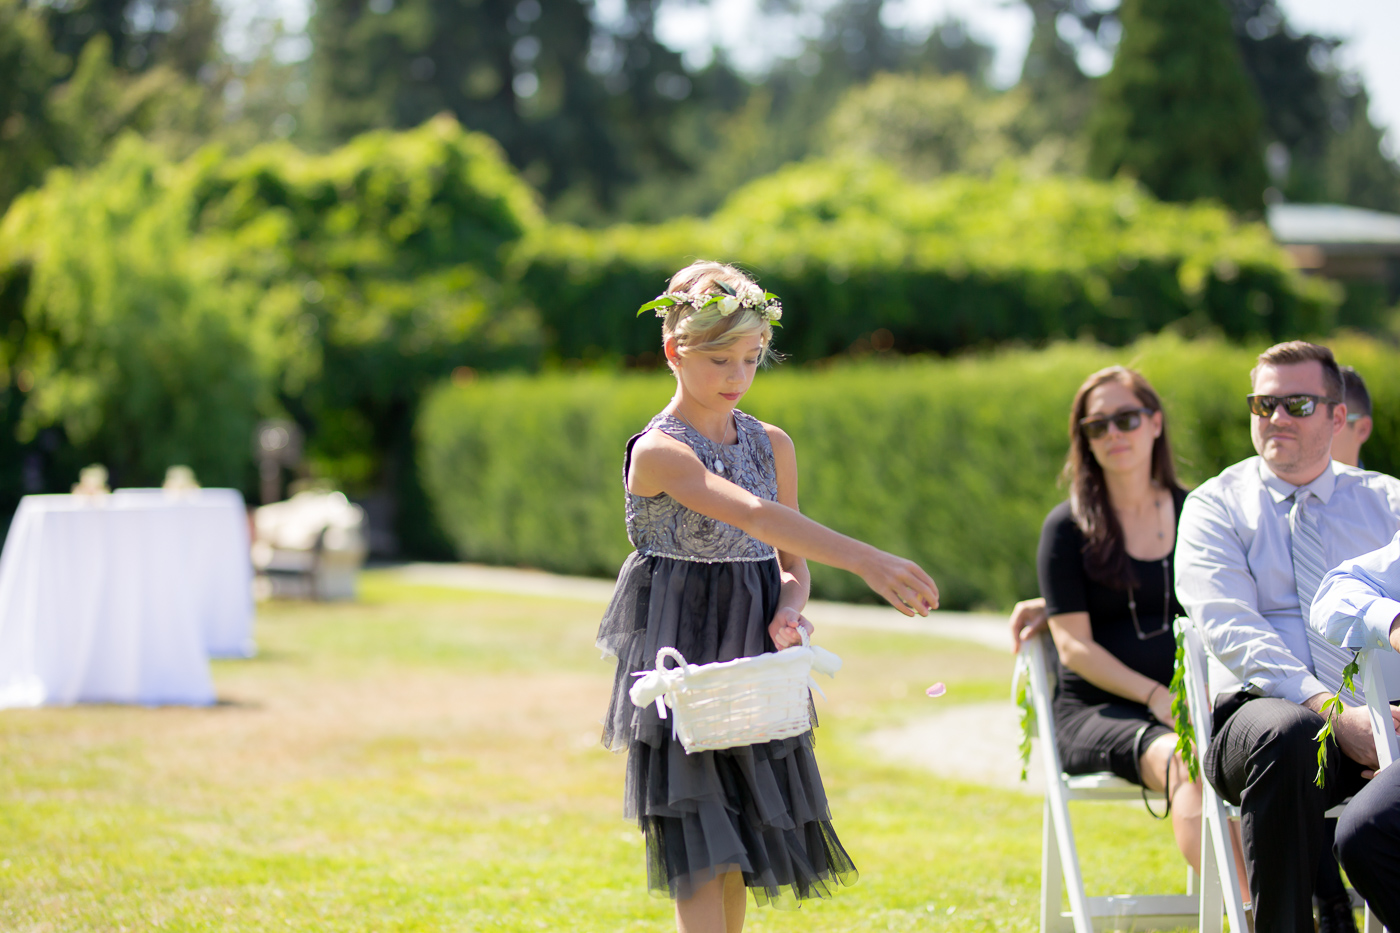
left=1267, top=203, right=1400, bottom=246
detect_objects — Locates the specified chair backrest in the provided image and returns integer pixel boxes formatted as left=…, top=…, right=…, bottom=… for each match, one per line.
left=1176, top=616, right=1218, bottom=751
left=1021, top=631, right=1068, bottom=775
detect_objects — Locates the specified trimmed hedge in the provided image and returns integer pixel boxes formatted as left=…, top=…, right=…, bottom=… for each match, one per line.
left=510, top=159, right=1339, bottom=364
left=419, top=332, right=1400, bottom=610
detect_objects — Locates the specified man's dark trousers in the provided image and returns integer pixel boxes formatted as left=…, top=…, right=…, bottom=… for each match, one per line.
left=1336, top=760, right=1400, bottom=930
left=1204, top=696, right=1366, bottom=933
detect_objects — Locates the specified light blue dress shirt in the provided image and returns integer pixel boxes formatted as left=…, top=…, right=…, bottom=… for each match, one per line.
left=1175, top=457, right=1400, bottom=705
left=1312, top=531, right=1400, bottom=652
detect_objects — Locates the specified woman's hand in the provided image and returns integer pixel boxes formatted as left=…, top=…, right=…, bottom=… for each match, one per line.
left=769, top=606, right=813, bottom=649
left=1147, top=683, right=1173, bottom=726
left=860, top=550, right=939, bottom=616
left=1009, top=598, right=1048, bottom=653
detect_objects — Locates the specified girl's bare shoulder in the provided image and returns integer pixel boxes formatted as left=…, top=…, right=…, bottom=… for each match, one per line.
left=759, top=421, right=795, bottom=458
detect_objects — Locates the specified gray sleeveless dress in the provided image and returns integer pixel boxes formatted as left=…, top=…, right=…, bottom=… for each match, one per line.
left=596, top=409, right=857, bottom=907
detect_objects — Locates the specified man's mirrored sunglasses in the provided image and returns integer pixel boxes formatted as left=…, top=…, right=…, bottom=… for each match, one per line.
left=1246, top=394, right=1339, bottom=418
left=1080, top=408, right=1152, bottom=440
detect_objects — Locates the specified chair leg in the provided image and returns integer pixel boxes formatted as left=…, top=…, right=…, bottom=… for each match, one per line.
left=1199, top=816, right=1225, bottom=933
left=1041, top=796, right=1071, bottom=933
left=1202, top=785, right=1249, bottom=933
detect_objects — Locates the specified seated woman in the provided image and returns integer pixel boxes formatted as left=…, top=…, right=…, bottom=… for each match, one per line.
left=1036, top=366, right=1202, bottom=869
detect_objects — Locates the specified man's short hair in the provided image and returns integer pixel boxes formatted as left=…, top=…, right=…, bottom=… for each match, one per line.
left=1341, top=365, right=1372, bottom=417
left=1252, top=341, right=1344, bottom=403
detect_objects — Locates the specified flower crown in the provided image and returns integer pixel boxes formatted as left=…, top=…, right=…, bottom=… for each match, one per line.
left=636, top=280, right=783, bottom=327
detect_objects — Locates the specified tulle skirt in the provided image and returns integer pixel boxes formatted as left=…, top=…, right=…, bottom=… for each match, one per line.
left=597, top=551, right=858, bottom=906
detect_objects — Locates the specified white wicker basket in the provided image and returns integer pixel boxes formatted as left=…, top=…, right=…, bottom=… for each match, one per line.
left=628, top=631, right=842, bottom=754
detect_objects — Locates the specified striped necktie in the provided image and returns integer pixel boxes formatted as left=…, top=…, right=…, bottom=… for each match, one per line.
left=1291, top=491, right=1363, bottom=705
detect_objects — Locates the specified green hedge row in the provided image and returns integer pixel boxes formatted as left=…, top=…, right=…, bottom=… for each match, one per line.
left=510, top=159, right=1340, bottom=364
left=419, top=332, right=1400, bottom=610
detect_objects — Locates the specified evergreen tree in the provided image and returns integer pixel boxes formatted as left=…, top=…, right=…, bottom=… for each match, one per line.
left=1018, top=0, right=1092, bottom=139
left=1088, top=0, right=1267, bottom=212
left=1225, top=0, right=1399, bottom=211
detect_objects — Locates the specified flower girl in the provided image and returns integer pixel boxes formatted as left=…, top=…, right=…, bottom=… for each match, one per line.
left=596, top=260, right=939, bottom=932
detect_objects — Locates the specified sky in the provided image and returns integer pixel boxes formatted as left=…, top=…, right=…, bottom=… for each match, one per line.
left=221, top=0, right=1400, bottom=154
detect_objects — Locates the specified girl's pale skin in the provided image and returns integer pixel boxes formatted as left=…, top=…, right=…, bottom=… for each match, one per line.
left=627, top=329, right=939, bottom=933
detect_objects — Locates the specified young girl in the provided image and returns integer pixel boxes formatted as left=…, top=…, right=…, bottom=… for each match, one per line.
left=596, top=261, right=939, bottom=933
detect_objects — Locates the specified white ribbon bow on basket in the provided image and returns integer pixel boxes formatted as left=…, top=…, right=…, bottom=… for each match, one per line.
left=627, top=629, right=843, bottom=754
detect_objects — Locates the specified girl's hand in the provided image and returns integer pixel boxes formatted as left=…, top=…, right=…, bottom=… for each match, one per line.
left=769, top=606, right=813, bottom=649
left=861, top=550, right=940, bottom=617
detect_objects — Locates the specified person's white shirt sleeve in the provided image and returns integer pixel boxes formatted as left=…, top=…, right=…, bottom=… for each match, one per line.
left=1311, top=530, right=1400, bottom=653
left=1175, top=488, right=1329, bottom=703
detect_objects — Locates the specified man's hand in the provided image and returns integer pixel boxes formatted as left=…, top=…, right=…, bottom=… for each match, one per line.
left=1390, top=611, right=1400, bottom=654
left=1009, top=598, right=1048, bottom=653
left=1333, top=703, right=1400, bottom=773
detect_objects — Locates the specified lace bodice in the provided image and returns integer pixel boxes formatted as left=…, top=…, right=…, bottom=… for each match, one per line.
left=624, top=410, right=780, bottom=563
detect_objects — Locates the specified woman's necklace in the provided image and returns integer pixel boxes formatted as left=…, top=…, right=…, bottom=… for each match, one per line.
left=1127, top=494, right=1172, bottom=641
left=670, top=408, right=733, bottom=474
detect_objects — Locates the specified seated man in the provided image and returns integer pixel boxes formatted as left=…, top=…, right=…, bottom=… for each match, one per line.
left=1175, top=341, right=1400, bottom=933
left=1310, top=535, right=1400, bottom=931
left=1332, top=366, right=1373, bottom=469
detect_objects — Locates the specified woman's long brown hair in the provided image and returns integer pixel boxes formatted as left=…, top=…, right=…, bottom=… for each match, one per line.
left=1062, top=366, right=1183, bottom=589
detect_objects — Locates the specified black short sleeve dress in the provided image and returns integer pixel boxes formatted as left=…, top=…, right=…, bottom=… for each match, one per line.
left=595, top=409, right=857, bottom=907
left=1035, top=488, right=1187, bottom=783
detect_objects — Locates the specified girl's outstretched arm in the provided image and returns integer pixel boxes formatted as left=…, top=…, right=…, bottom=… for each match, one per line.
left=628, top=428, right=939, bottom=616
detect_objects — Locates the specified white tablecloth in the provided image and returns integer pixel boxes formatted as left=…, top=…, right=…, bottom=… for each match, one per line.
left=0, top=489, right=255, bottom=708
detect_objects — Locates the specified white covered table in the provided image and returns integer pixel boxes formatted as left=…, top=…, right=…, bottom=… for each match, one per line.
left=0, top=488, right=255, bottom=708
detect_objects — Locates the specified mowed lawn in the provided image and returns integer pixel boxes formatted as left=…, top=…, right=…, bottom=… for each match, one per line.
left=0, top=571, right=1191, bottom=932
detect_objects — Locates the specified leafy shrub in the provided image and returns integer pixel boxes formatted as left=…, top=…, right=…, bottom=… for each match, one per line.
left=0, top=116, right=542, bottom=551
left=0, top=138, right=268, bottom=491
left=510, top=159, right=1338, bottom=364
left=419, top=332, right=1398, bottom=610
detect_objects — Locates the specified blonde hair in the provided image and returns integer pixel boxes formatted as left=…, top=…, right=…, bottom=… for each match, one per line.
left=660, top=261, right=776, bottom=369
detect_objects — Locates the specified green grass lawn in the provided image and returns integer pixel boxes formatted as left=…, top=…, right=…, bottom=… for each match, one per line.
left=0, top=571, right=1191, bottom=931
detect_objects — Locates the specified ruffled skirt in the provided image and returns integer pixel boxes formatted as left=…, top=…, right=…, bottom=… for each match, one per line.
left=597, top=551, right=858, bottom=906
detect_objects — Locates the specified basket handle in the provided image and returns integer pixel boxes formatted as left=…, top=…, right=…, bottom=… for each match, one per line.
left=656, top=646, right=689, bottom=674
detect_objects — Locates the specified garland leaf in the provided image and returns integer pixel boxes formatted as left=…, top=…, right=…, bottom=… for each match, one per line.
left=1314, top=651, right=1361, bottom=788
left=1170, top=626, right=1200, bottom=783
left=1012, top=655, right=1034, bottom=782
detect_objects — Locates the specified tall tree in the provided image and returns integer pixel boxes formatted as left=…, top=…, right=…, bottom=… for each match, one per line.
left=306, top=0, right=696, bottom=211
left=1225, top=0, right=1399, bottom=211
left=1088, top=0, right=1267, bottom=212
left=0, top=0, right=222, bottom=216
left=1018, top=0, right=1092, bottom=139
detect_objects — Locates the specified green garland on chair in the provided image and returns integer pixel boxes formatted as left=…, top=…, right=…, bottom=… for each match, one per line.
left=1313, top=651, right=1361, bottom=788
left=1170, top=627, right=1200, bottom=783
left=1013, top=654, right=1034, bottom=782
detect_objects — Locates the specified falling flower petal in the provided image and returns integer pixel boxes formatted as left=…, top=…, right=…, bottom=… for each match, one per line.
left=926, top=683, right=946, bottom=698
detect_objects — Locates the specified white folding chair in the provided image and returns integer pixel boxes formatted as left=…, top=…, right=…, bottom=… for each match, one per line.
left=1176, top=615, right=1398, bottom=933
left=1017, top=630, right=1201, bottom=933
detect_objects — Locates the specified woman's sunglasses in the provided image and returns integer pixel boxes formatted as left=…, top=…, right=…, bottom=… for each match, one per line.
left=1080, top=408, right=1152, bottom=440
left=1246, top=394, right=1338, bottom=418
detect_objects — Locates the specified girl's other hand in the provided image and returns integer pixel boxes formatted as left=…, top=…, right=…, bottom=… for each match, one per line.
left=861, top=551, right=939, bottom=616
left=769, top=606, right=813, bottom=649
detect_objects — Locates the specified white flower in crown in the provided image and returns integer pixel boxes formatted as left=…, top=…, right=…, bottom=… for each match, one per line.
left=716, top=295, right=740, bottom=316
left=766, top=303, right=782, bottom=322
